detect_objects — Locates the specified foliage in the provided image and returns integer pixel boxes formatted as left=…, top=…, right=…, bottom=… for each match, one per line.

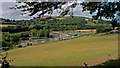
left=2, top=32, right=20, bottom=50
left=30, top=29, right=37, bottom=37
left=2, top=52, right=13, bottom=68
left=29, top=43, right=32, bottom=46
left=2, top=47, right=9, bottom=51
left=96, top=25, right=111, bottom=33
left=44, top=30, right=50, bottom=38
left=81, top=2, right=120, bottom=29
left=1, top=17, right=111, bottom=51
left=20, top=31, right=29, bottom=37
left=17, top=44, right=23, bottom=48
left=81, top=2, right=120, bottom=20
left=2, top=26, right=30, bottom=33
left=1, top=17, right=111, bottom=32
left=90, top=59, right=120, bottom=68
left=10, top=2, right=77, bottom=17
left=37, top=29, right=44, bottom=37
left=10, top=2, right=120, bottom=29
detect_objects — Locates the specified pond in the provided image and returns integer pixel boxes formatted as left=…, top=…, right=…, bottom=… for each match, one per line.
left=47, top=39, right=54, bottom=42
left=38, top=40, right=45, bottom=43
left=21, top=42, right=28, bottom=46
left=54, top=38, right=58, bottom=41
left=46, top=38, right=54, bottom=42
left=30, top=41, right=38, bottom=44
left=50, top=33, right=63, bottom=38
left=62, top=36, right=73, bottom=40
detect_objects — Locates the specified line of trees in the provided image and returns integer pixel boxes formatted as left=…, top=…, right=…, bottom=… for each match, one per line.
left=2, top=17, right=112, bottom=33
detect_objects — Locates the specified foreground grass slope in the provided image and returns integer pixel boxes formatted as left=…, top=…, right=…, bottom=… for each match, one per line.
left=7, top=34, right=118, bottom=66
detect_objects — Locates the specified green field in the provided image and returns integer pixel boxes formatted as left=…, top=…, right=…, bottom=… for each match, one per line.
left=7, top=34, right=118, bottom=66
left=0, top=24, right=16, bottom=27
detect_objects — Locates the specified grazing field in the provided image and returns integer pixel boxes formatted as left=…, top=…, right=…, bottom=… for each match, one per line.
left=56, top=17, right=66, bottom=20
left=0, top=24, right=16, bottom=27
left=7, top=34, right=118, bottom=66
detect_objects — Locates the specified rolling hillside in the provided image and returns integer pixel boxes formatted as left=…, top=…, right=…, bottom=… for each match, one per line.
left=7, top=34, right=118, bottom=66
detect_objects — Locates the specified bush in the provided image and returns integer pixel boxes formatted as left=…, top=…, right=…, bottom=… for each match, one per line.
left=24, top=46, right=27, bottom=47
left=90, top=59, right=120, bottom=68
left=2, top=52, right=13, bottom=68
left=105, top=32, right=110, bottom=35
left=27, top=43, right=29, bottom=46
left=110, top=31, right=114, bottom=34
left=17, top=44, right=23, bottom=48
left=2, top=47, right=9, bottom=51
left=29, top=43, right=32, bottom=46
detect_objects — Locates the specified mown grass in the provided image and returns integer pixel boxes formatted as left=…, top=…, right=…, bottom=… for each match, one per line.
left=7, top=34, right=118, bottom=66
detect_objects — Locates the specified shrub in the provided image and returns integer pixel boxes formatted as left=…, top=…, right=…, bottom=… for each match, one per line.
left=90, top=59, right=120, bottom=68
left=24, top=46, right=27, bottom=47
left=29, top=43, right=32, bottom=46
left=17, top=44, right=23, bottom=48
left=2, top=52, right=13, bottom=68
left=2, top=47, right=9, bottom=51
left=110, top=31, right=114, bottom=34
left=105, top=32, right=110, bottom=35
left=27, top=43, right=29, bottom=46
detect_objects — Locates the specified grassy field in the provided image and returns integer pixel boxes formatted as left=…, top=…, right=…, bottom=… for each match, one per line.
left=56, top=18, right=66, bottom=20
left=0, top=24, right=16, bottom=27
left=6, top=34, right=118, bottom=66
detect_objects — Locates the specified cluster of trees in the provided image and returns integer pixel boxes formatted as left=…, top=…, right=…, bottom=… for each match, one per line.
left=10, top=2, right=120, bottom=30
left=96, top=25, right=112, bottom=33
left=30, top=29, right=50, bottom=38
left=2, top=17, right=112, bottom=33
left=1, top=18, right=36, bottom=33
left=2, top=28, right=51, bottom=50
left=2, top=32, right=20, bottom=50
left=19, top=29, right=51, bottom=38
left=42, top=17, right=87, bottom=31
left=2, top=26, right=30, bottom=33
left=36, top=17, right=111, bottom=32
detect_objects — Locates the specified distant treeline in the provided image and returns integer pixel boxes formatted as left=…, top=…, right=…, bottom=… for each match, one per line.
left=1, top=16, right=112, bottom=33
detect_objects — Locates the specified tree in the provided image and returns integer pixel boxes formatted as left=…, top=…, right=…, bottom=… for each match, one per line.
left=30, top=29, right=37, bottom=37
left=81, top=2, right=120, bottom=29
left=2, top=32, right=20, bottom=50
left=37, top=29, right=44, bottom=37
left=44, top=30, right=50, bottom=38
left=20, top=32, right=29, bottom=37
left=10, top=2, right=77, bottom=18
left=2, top=52, right=13, bottom=68
left=11, top=1, right=120, bottom=29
